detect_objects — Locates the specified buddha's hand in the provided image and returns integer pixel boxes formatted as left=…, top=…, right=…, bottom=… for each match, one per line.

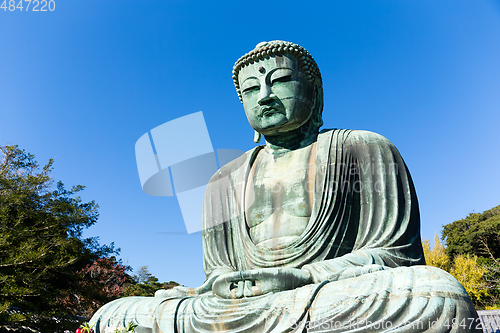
left=212, top=267, right=313, bottom=299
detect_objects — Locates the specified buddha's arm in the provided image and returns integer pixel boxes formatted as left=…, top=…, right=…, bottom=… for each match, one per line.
left=302, top=251, right=390, bottom=283
left=301, top=131, right=425, bottom=283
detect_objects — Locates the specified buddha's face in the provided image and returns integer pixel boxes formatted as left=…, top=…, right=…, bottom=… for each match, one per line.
left=238, top=54, right=316, bottom=136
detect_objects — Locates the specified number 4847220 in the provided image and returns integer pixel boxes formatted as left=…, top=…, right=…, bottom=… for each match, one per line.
left=1, top=0, right=55, bottom=11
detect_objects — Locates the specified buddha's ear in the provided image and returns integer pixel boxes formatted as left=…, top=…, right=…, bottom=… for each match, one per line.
left=311, top=81, right=324, bottom=129
left=253, top=130, right=261, bottom=143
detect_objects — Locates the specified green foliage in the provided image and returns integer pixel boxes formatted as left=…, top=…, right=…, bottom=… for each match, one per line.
left=105, top=321, right=137, bottom=333
left=0, top=145, right=117, bottom=331
left=0, top=145, right=184, bottom=331
left=478, top=257, right=500, bottom=310
left=442, top=205, right=500, bottom=260
left=80, top=321, right=95, bottom=333
left=124, top=265, right=162, bottom=296
left=122, top=282, right=161, bottom=297
left=122, top=266, right=180, bottom=297
left=438, top=205, right=500, bottom=310
left=123, top=321, right=138, bottom=332
left=133, top=265, right=159, bottom=285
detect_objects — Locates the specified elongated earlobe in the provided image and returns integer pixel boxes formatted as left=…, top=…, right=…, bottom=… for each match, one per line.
left=254, top=130, right=261, bottom=143
left=311, top=84, right=324, bottom=129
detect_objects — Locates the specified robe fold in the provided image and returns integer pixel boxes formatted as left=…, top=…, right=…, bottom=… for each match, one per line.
left=90, top=129, right=480, bottom=333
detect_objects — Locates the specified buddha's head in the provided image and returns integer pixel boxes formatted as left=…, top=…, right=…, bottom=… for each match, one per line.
left=233, top=41, right=323, bottom=138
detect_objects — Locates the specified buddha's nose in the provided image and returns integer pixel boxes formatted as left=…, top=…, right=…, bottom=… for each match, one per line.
left=258, top=85, right=276, bottom=105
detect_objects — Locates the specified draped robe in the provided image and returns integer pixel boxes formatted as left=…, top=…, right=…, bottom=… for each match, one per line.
left=90, top=129, right=481, bottom=333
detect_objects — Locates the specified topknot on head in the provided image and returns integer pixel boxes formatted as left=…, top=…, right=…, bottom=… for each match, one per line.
left=232, top=40, right=322, bottom=102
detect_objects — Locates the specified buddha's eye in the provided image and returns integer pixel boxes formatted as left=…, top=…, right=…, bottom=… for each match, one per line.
left=271, top=75, right=292, bottom=84
left=241, top=79, right=260, bottom=94
left=242, top=84, right=259, bottom=94
left=270, top=69, right=294, bottom=85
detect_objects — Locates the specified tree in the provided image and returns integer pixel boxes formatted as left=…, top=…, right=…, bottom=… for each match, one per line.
left=477, top=256, right=500, bottom=310
left=123, top=266, right=162, bottom=297
left=122, top=266, right=180, bottom=297
left=450, top=254, right=489, bottom=304
left=441, top=206, right=500, bottom=309
left=442, top=205, right=500, bottom=260
left=58, top=256, right=130, bottom=319
left=0, top=145, right=117, bottom=331
left=134, top=265, right=159, bottom=285
left=422, top=235, right=450, bottom=271
left=422, top=235, right=491, bottom=309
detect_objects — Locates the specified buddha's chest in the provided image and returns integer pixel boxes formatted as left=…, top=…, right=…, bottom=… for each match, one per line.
left=245, top=144, right=316, bottom=248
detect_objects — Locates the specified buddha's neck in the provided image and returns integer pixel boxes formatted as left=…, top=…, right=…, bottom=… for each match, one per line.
left=264, top=121, right=319, bottom=153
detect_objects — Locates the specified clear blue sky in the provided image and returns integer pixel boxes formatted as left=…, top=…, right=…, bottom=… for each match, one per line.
left=1, top=0, right=499, bottom=288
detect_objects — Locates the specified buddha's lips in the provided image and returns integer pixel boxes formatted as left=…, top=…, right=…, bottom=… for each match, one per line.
left=261, top=106, right=283, bottom=116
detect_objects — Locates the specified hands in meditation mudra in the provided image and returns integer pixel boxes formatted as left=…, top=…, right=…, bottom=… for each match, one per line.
left=90, top=41, right=481, bottom=333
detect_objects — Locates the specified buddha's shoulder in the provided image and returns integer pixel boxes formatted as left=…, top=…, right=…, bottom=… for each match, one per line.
left=320, top=129, right=395, bottom=148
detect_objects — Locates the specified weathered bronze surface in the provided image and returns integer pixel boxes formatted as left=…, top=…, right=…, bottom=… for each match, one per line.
left=90, top=41, right=481, bottom=333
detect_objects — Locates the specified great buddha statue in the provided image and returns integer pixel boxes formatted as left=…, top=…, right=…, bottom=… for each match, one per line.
left=90, top=41, right=481, bottom=332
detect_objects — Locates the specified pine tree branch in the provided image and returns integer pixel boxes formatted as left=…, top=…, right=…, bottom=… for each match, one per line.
left=0, top=252, right=48, bottom=268
left=0, top=293, right=40, bottom=297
